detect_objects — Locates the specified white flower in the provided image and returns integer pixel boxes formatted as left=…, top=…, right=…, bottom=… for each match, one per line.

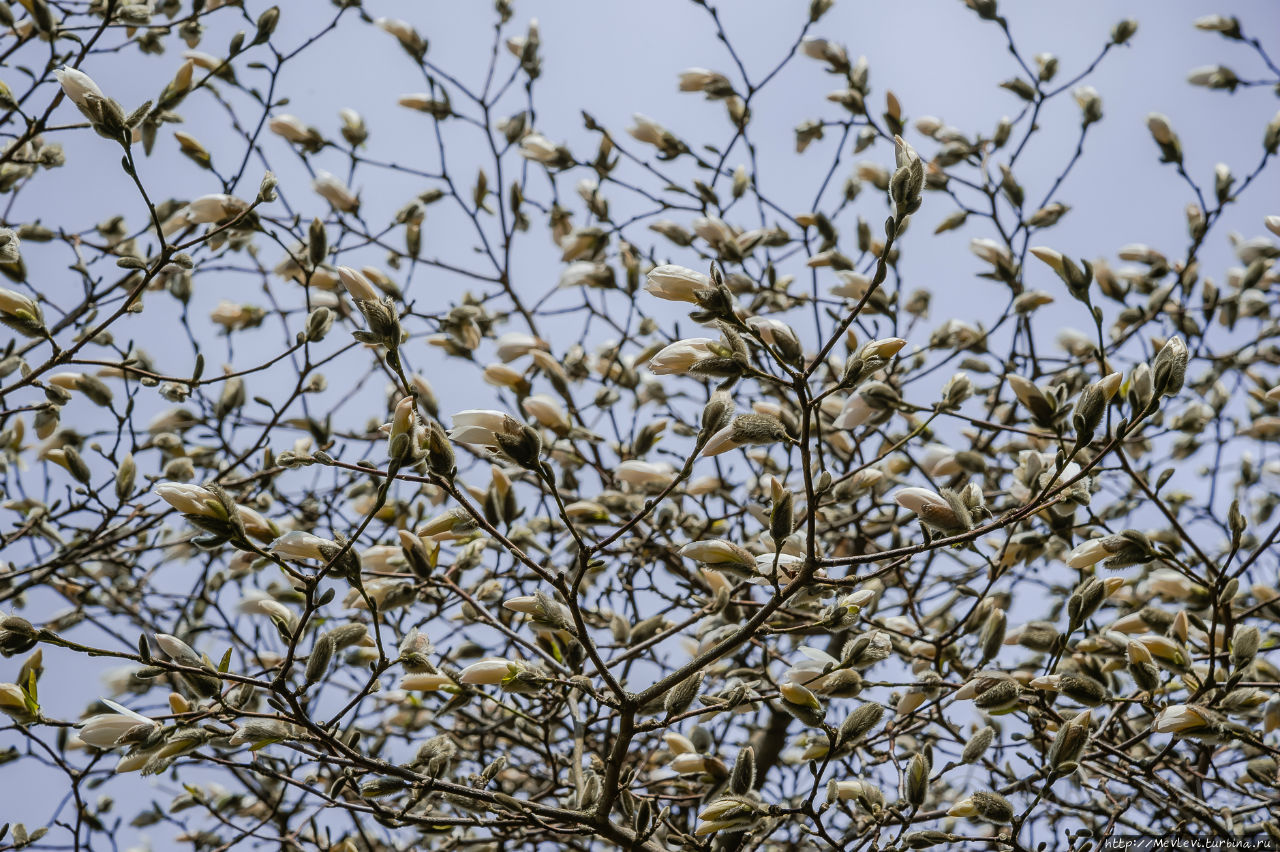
left=668, top=753, right=708, bottom=774
left=679, top=539, right=753, bottom=565
left=1193, top=14, right=1236, bottom=31
left=496, top=332, right=548, bottom=362
left=336, top=266, right=379, bottom=302
left=155, top=633, right=202, bottom=666
left=54, top=66, right=104, bottom=111
left=616, top=460, right=675, bottom=487
left=1147, top=113, right=1174, bottom=145
left=970, top=237, right=1012, bottom=267
left=458, top=658, right=517, bottom=685
left=678, top=67, right=723, bottom=92
left=268, top=530, right=333, bottom=562
left=644, top=264, right=709, bottom=302
left=894, top=487, right=949, bottom=517
left=154, top=483, right=221, bottom=517
left=831, top=271, right=872, bottom=300
left=184, top=193, right=246, bottom=225
left=627, top=113, right=667, bottom=146
left=648, top=338, right=716, bottom=375
left=399, top=672, right=453, bottom=691
left=0, top=287, right=38, bottom=319
left=862, top=337, right=907, bottom=359
left=521, top=394, right=569, bottom=432
left=1153, top=704, right=1209, bottom=734
left=920, top=443, right=960, bottom=477
left=518, top=133, right=563, bottom=164
left=375, top=17, right=417, bottom=42
left=78, top=700, right=157, bottom=749
left=236, top=591, right=297, bottom=628
left=313, top=171, right=359, bottom=212
left=1066, top=538, right=1109, bottom=569
left=448, top=409, right=519, bottom=448
left=268, top=114, right=312, bottom=144
left=833, top=394, right=873, bottom=430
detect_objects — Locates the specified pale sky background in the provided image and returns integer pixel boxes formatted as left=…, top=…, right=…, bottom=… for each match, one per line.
left=4, top=0, right=1280, bottom=847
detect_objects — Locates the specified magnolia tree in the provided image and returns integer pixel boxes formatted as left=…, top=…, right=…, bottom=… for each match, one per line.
left=2, top=0, right=1280, bottom=849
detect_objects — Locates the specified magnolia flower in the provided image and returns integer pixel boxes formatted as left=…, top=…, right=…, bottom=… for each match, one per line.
left=701, top=414, right=789, bottom=457
left=520, top=394, right=569, bottom=432
left=679, top=539, right=754, bottom=566
left=663, top=732, right=697, bottom=754
left=1147, top=113, right=1175, bottom=145
left=648, top=338, right=716, bottom=375
left=627, top=113, right=668, bottom=147
left=496, top=332, right=548, bottom=362
left=268, top=530, right=333, bottom=561
left=375, top=17, right=417, bottom=42
left=236, top=591, right=297, bottom=628
left=458, top=658, right=517, bottom=685
left=484, top=363, right=525, bottom=389
left=0, top=286, right=38, bottom=318
left=448, top=409, right=519, bottom=448
left=78, top=700, right=158, bottom=749
left=313, top=171, right=359, bottom=212
left=616, top=460, right=675, bottom=487
left=668, top=753, right=708, bottom=774
left=833, top=393, right=873, bottom=430
left=154, top=483, right=222, bottom=517
left=154, top=633, right=202, bottom=667
left=518, top=133, right=563, bottom=164
left=644, top=264, right=709, bottom=302
left=0, top=682, right=36, bottom=724
left=399, top=672, right=454, bottom=691
left=54, top=66, right=104, bottom=111
left=678, top=67, right=728, bottom=93
left=210, top=301, right=262, bottom=330
left=893, top=487, right=953, bottom=525
left=268, top=114, right=312, bottom=144
left=337, top=266, right=379, bottom=302
left=970, top=237, right=1013, bottom=267
left=179, top=193, right=247, bottom=228
left=1065, top=537, right=1108, bottom=569
left=1153, top=704, right=1213, bottom=734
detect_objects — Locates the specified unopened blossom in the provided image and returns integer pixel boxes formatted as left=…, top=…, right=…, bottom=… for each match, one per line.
left=518, top=133, right=565, bottom=164
left=268, top=114, right=312, bottom=144
left=616, top=460, right=675, bottom=487
left=448, top=409, right=519, bottom=448
left=336, top=266, right=379, bottom=302
left=1146, top=113, right=1175, bottom=144
left=521, top=394, right=569, bottom=432
left=458, top=658, right=518, bottom=685
left=627, top=113, right=669, bottom=147
left=669, top=753, right=708, bottom=774
left=648, top=338, right=717, bottom=375
left=313, top=171, right=359, bottom=212
left=679, top=539, right=754, bottom=566
left=644, top=264, right=709, bottom=302
left=184, top=193, right=247, bottom=225
left=894, top=487, right=963, bottom=530
left=701, top=413, right=789, bottom=457
left=1153, top=704, right=1216, bottom=734
left=399, top=672, right=454, bottom=691
left=154, top=483, right=222, bottom=517
left=54, top=66, right=104, bottom=112
left=483, top=363, right=525, bottom=389
left=268, top=530, right=333, bottom=562
left=495, top=332, right=548, bottom=362
left=209, top=301, right=262, bottom=330
left=970, top=237, right=1012, bottom=267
